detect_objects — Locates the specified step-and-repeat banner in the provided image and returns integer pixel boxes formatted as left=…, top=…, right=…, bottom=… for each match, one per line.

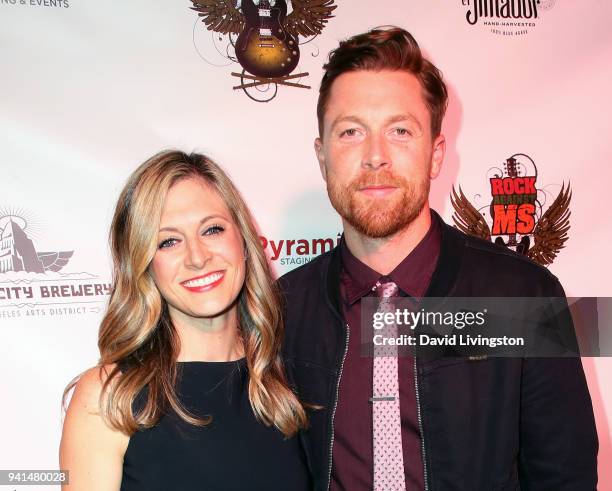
left=1, top=1, right=611, bottom=487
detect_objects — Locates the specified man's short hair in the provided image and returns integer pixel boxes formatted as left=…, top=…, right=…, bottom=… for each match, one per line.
left=317, top=26, right=448, bottom=139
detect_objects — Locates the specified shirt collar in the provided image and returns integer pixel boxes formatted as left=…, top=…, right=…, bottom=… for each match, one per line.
left=340, top=236, right=381, bottom=305
left=339, top=210, right=442, bottom=305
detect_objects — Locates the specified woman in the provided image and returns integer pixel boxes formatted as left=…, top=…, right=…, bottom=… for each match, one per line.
left=60, top=150, right=310, bottom=490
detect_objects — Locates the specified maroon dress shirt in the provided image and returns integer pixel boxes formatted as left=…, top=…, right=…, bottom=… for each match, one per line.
left=330, top=213, right=441, bottom=491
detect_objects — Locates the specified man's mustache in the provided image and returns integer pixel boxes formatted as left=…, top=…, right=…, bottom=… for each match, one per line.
left=350, top=171, right=408, bottom=190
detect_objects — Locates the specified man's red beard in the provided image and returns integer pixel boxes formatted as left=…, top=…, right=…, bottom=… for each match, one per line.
left=326, top=169, right=430, bottom=238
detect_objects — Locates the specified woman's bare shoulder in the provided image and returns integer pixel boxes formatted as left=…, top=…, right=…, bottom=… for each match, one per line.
left=60, top=364, right=127, bottom=491
left=71, top=364, right=119, bottom=405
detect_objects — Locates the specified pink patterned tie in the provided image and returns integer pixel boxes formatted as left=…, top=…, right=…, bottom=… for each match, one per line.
left=372, top=280, right=406, bottom=490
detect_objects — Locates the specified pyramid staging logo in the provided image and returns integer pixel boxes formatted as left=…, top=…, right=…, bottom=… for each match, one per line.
left=0, top=207, right=111, bottom=320
left=451, top=153, right=571, bottom=266
left=260, top=233, right=341, bottom=266
left=461, top=0, right=556, bottom=36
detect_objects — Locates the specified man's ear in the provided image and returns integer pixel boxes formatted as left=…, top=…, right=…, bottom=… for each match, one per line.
left=314, top=137, right=327, bottom=182
left=430, top=133, right=446, bottom=180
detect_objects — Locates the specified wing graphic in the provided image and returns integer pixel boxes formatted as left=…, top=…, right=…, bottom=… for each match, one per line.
left=527, top=184, right=571, bottom=266
left=450, top=186, right=491, bottom=241
left=190, top=0, right=244, bottom=35
left=284, top=0, right=336, bottom=37
left=37, top=250, right=74, bottom=272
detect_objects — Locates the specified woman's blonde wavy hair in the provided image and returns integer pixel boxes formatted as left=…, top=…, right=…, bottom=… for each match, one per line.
left=63, top=150, right=307, bottom=437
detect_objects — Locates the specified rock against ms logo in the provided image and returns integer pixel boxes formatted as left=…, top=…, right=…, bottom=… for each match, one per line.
left=451, top=154, right=571, bottom=266
left=190, top=0, right=336, bottom=101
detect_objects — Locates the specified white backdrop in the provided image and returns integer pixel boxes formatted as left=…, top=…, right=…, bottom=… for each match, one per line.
left=1, top=1, right=611, bottom=488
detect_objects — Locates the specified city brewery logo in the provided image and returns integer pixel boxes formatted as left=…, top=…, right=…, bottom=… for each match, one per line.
left=451, top=154, right=571, bottom=266
left=189, top=0, right=336, bottom=102
left=0, top=208, right=110, bottom=319
left=461, top=0, right=556, bottom=36
left=260, top=233, right=341, bottom=266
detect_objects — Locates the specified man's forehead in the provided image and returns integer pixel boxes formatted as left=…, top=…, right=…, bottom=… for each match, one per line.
left=324, top=70, right=430, bottom=124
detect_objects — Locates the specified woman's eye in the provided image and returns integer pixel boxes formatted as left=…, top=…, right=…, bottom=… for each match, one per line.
left=203, top=225, right=225, bottom=236
left=158, top=238, right=177, bottom=249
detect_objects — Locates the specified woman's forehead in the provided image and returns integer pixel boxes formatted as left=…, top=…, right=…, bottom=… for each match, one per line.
left=160, top=177, right=230, bottom=225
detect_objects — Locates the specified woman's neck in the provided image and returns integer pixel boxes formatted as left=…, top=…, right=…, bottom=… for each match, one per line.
left=171, top=306, right=244, bottom=362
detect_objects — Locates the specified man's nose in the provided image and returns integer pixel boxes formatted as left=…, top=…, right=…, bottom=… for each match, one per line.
left=362, top=133, right=390, bottom=170
left=184, top=239, right=211, bottom=269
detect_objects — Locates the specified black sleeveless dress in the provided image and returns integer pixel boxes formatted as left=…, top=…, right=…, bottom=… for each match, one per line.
left=120, top=359, right=311, bottom=490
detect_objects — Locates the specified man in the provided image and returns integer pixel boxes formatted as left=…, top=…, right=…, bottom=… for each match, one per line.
left=279, top=26, right=598, bottom=490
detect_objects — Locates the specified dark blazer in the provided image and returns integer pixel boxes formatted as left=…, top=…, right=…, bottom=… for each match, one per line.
left=279, top=212, right=598, bottom=491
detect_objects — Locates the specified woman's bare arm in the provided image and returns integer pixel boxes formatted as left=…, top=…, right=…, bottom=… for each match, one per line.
left=59, top=365, right=129, bottom=491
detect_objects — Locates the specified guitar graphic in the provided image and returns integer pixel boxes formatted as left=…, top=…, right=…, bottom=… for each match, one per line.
left=190, top=0, right=336, bottom=81
left=235, top=0, right=299, bottom=78
left=492, top=157, right=531, bottom=255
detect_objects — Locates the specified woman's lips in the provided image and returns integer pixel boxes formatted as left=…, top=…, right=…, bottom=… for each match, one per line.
left=359, top=186, right=398, bottom=198
left=180, top=270, right=225, bottom=292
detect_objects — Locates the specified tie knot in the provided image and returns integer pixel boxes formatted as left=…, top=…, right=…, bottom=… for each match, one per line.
left=373, top=280, right=399, bottom=298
